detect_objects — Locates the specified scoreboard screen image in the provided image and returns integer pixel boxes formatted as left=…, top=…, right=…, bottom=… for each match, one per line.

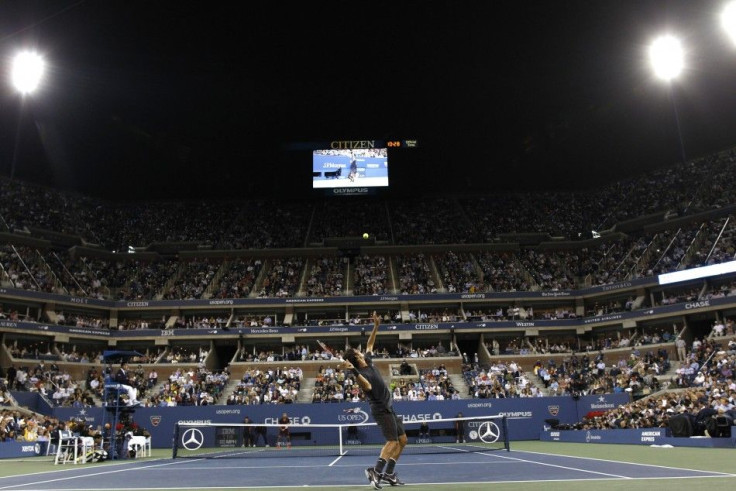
left=312, top=148, right=389, bottom=189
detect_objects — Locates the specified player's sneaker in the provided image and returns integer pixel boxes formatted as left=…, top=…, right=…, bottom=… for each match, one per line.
left=382, top=473, right=405, bottom=486
left=365, top=468, right=383, bottom=489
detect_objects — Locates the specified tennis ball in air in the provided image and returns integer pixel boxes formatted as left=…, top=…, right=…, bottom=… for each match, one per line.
left=363, top=233, right=369, bottom=239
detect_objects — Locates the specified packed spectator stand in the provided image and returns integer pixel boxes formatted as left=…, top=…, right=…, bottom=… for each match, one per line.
left=2, top=146, right=736, bottom=440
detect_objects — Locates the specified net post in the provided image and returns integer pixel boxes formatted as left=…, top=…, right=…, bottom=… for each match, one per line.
left=172, top=423, right=180, bottom=459
left=502, top=415, right=510, bottom=451
left=338, top=424, right=345, bottom=456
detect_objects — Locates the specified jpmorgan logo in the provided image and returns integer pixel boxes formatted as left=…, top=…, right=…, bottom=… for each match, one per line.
left=181, top=428, right=204, bottom=451
left=470, top=421, right=501, bottom=443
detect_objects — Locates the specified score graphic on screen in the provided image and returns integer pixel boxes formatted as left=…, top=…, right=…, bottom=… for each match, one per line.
left=312, top=148, right=389, bottom=189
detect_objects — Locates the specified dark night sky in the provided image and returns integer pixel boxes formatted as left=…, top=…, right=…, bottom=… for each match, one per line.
left=2, top=0, right=736, bottom=201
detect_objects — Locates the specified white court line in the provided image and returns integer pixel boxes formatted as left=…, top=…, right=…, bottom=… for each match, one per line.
left=122, top=461, right=512, bottom=471
left=0, top=475, right=734, bottom=491
left=0, top=458, right=170, bottom=481
left=490, top=452, right=632, bottom=479
left=0, top=459, right=199, bottom=490
left=2, top=451, right=732, bottom=490
left=512, top=449, right=736, bottom=477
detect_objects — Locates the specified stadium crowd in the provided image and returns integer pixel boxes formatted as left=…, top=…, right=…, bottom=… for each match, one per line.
left=3, top=148, right=736, bottom=444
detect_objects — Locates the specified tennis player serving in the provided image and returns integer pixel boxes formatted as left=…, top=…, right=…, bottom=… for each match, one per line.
left=342, top=311, right=407, bottom=489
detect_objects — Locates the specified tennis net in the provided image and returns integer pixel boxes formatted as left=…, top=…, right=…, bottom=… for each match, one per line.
left=172, top=414, right=509, bottom=459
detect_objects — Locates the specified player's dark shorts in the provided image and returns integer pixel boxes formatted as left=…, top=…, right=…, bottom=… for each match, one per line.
left=371, top=407, right=405, bottom=441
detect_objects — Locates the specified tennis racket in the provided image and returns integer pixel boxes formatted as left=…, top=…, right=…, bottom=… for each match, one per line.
left=316, top=339, right=336, bottom=357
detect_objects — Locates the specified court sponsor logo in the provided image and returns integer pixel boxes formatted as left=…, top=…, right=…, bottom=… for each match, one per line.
left=126, top=301, right=149, bottom=307
left=589, top=402, right=615, bottom=409
left=685, top=300, right=710, bottom=309
left=181, top=428, right=204, bottom=451
left=601, top=282, right=632, bottom=292
left=585, top=431, right=601, bottom=443
left=150, top=416, right=162, bottom=427
left=467, top=402, right=493, bottom=408
left=76, top=409, right=95, bottom=424
left=68, top=327, right=111, bottom=336
left=640, top=430, right=662, bottom=442
left=470, top=421, right=501, bottom=443
left=265, top=416, right=311, bottom=425
left=338, top=408, right=370, bottom=424
left=216, top=409, right=241, bottom=415
left=497, top=411, right=532, bottom=418
left=400, top=413, right=442, bottom=423
left=540, top=291, right=571, bottom=297
left=547, top=405, right=560, bottom=416
left=460, top=293, right=486, bottom=299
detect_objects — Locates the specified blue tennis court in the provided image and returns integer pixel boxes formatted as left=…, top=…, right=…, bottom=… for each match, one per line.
left=0, top=447, right=730, bottom=490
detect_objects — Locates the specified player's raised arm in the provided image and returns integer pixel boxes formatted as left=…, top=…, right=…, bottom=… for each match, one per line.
left=366, top=311, right=380, bottom=353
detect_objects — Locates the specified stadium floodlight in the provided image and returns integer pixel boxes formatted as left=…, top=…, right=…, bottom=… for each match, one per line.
left=649, top=35, right=684, bottom=81
left=723, top=1, right=736, bottom=46
left=649, top=34, right=687, bottom=165
left=11, top=51, right=46, bottom=94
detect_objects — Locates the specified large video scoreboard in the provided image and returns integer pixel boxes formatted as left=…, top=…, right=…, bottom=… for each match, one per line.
left=308, top=139, right=418, bottom=196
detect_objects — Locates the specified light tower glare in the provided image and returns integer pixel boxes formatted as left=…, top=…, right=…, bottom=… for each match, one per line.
left=649, top=35, right=684, bottom=81
left=723, top=1, right=736, bottom=46
left=11, top=51, right=46, bottom=94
